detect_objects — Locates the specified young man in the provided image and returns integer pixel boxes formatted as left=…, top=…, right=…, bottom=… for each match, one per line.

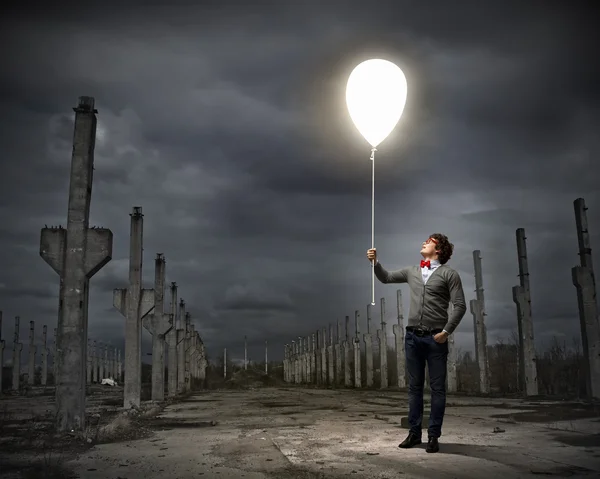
left=366, top=233, right=466, bottom=453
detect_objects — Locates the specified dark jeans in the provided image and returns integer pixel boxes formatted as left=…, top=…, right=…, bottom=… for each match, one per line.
left=405, top=330, right=449, bottom=439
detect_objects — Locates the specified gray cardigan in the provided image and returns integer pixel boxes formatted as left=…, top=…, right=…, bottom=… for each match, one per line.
left=374, top=262, right=467, bottom=334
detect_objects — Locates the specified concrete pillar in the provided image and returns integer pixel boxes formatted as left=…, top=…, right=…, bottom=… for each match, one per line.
left=41, top=325, right=48, bottom=386
left=184, top=315, right=192, bottom=391
left=378, top=297, right=388, bottom=389
left=283, top=344, right=287, bottom=382
left=313, top=330, right=320, bottom=385
left=571, top=198, right=600, bottom=399
left=117, top=349, right=122, bottom=381
left=265, top=340, right=268, bottom=374
left=512, top=228, right=538, bottom=396
left=327, top=324, right=334, bottom=386
left=320, top=327, right=327, bottom=385
left=343, top=315, right=351, bottom=387
left=393, top=289, right=406, bottom=388
left=112, top=347, right=118, bottom=379
left=353, top=310, right=361, bottom=388
left=335, top=319, right=342, bottom=385
left=223, top=348, right=227, bottom=379
left=142, top=254, right=173, bottom=401
left=298, top=336, right=306, bottom=384
left=290, top=341, right=296, bottom=383
left=244, top=335, right=248, bottom=371
left=0, top=311, right=4, bottom=394
left=52, top=328, right=57, bottom=385
left=27, top=321, right=36, bottom=386
left=309, top=333, right=315, bottom=384
left=472, top=250, right=490, bottom=394
left=86, top=340, right=92, bottom=385
left=176, top=299, right=186, bottom=393
left=91, top=341, right=98, bottom=383
left=98, top=343, right=104, bottom=379
left=39, top=96, right=114, bottom=431
left=446, top=304, right=457, bottom=392
left=12, top=316, right=22, bottom=391
left=113, top=207, right=154, bottom=408
left=363, top=304, right=374, bottom=387
left=166, top=282, right=178, bottom=397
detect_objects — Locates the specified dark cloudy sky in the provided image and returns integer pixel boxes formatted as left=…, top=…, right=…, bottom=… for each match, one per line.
left=0, top=0, right=598, bottom=367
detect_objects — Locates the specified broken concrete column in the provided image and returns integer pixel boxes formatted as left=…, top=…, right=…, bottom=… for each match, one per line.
left=310, top=333, right=316, bottom=384
left=41, top=325, right=48, bottom=386
left=572, top=198, right=600, bottom=399
left=91, top=341, right=98, bottom=383
left=166, top=282, right=178, bottom=397
left=472, top=250, right=490, bottom=394
left=327, top=324, right=334, bottom=385
left=12, top=316, right=22, bottom=391
left=303, top=337, right=309, bottom=383
left=142, top=254, right=173, bottom=401
left=0, top=311, right=4, bottom=394
left=39, top=95, right=114, bottom=431
left=112, top=347, right=117, bottom=379
left=393, top=289, right=406, bottom=388
left=223, top=347, right=227, bottom=379
left=176, top=300, right=187, bottom=393
left=335, top=319, right=342, bottom=385
left=353, top=310, right=361, bottom=388
left=184, top=315, right=193, bottom=392
left=244, top=335, right=248, bottom=371
left=117, top=350, right=122, bottom=381
left=512, top=228, right=538, bottom=396
left=28, top=321, right=36, bottom=386
left=53, top=328, right=57, bottom=385
left=104, top=345, right=109, bottom=379
left=86, top=340, right=92, bottom=385
left=378, top=297, right=388, bottom=389
left=343, top=315, right=352, bottom=387
left=364, top=304, right=374, bottom=387
left=446, top=304, right=457, bottom=392
left=98, top=343, right=104, bottom=379
left=114, top=206, right=154, bottom=408
left=321, top=327, right=328, bottom=385
left=314, top=330, right=321, bottom=385
left=290, top=340, right=296, bottom=383
left=265, top=340, right=268, bottom=375
left=298, top=336, right=304, bottom=383
left=283, top=344, right=288, bottom=382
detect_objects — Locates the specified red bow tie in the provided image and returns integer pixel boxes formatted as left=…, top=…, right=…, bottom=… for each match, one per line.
left=420, top=260, right=431, bottom=268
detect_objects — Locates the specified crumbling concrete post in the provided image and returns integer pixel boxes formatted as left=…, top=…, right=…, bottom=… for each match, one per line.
left=393, top=289, right=406, bottom=388
left=310, top=333, right=316, bottom=384
left=142, top=254, right=173, bottom=401
left=290, top=340, right=296, bottom=383
left=265, top=340, right=268, bottom=375
left=166, top=282, right=178, bottom=397
left=364, top=304, right=374, bottom=387
left=117, top=349, right=122, bottom=382
left=184, top=315, right=193, bottom=392
left=39, top=96, right=113, bottom=431
left=27, top=321, right=36, bottom=385
left=512, top=228, right=538, bottom=396
left=86, top=340, right=92, bottom=385
left=91, top=341, right=98, bottom=383
left=223, top=348, right=227, bottom=379
left=176, top=299, right=186, bottom=393
left=446, top=304, right=457, bottom=392
left=314, top=330, right=321, bottom=385
left=98, top=343, right=105, bottom=379
left=297, top=339, right=302, bottom=384
left=571, top=198, right=600, bottom=399
left=52, top=328, right=57, bottom=385
left=335, top=319, right=342, bottom=385
left=472, top=250, right=490, bottom=394
left=298, top=336, right=305, bottom=383
left=112, top=347, right=118, bottom=379
left=378, top=297, right=388, bottom=389
left=113, top=207, right=154, bottom=408
left=353, top=310, right=361, bottom=388
left=343, top=315, right=352, bottom=387
left=103, top=345, right=109, bottom=379
left=0, top=312, right=4, bottom=394
left=244, top=335, right=248, bottom=371
left=12, top=316, right=22, bottom=391
left=327, top=324, right=334, bottom=386
left=303, top=337, right=309, bottom=382
left=321, top=327, right=328, bottom=385
left=41, top=325, right=48, bottom=386
left=283, top=344, right=288, bottom=382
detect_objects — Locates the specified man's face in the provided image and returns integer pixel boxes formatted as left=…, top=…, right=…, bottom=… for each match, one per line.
left=420, top=237, right=439, bottom=257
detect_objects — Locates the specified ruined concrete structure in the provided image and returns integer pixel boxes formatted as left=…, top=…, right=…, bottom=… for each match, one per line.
left=40, top=96, right=113, bottom=431
left=471, top=250, right=490, bottom=394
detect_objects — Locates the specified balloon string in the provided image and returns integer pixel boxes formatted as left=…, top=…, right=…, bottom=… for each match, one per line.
left=370, top=147, right=376, bottom=306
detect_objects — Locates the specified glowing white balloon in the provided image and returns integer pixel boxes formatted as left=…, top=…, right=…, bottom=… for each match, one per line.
left=346, top=59, right=408, bottom=305
left=346, top=59, right=407, bottom=147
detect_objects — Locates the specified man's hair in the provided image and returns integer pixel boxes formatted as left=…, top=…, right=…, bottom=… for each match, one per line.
left=430, top=233, right=454, bottom=265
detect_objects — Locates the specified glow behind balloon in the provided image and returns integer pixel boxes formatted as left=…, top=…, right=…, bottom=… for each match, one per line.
left=346, top=59, right=408, bottom=147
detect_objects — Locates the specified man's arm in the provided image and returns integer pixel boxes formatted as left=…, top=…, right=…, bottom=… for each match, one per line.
left=374, top=261, right=409, bottom=284
left=443, top=271, right=467, bottom=334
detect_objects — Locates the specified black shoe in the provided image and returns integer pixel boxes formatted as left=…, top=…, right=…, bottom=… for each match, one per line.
left=398, top=433, right=422, bottom=449
left=426, top=437, right=439, bottom=453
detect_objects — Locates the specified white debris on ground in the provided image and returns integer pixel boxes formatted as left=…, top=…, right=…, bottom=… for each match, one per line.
left=100, top=378, right=117, bottom=386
